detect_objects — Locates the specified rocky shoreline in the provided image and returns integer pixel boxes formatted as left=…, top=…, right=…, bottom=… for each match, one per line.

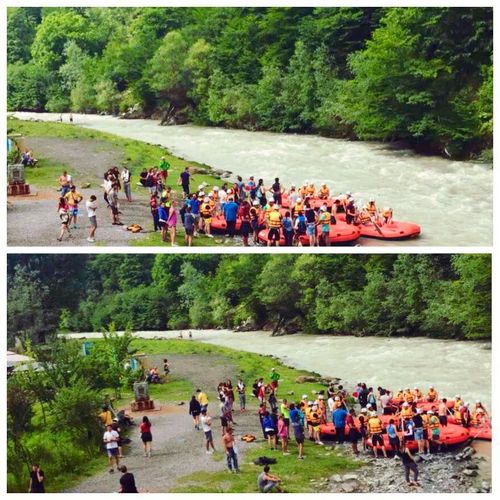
left=326, top=445, right=491, bottom=494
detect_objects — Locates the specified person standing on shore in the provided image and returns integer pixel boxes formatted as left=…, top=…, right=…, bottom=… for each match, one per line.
left=118, top=466, right=138, bottom=493
left=103, top=424, right=120, bottom=473
left=121, top=166, right=132, bottom=202
left=189, top=395, right=202, bottom=430
left=222, top=427, right=240, bottom=473
left=200, top=409, right=216, bottom=454
left=139, top=416, right=153, bottom=458
left=57, top=197, right=71, bottom=242
left=237, top=378, right=246, bottom=412
left=64, top=185, right=83, bottom=229
left=85, top=195, right=98, bottom=243
left=28, top=464, right=45, bottom=493
left=167, top=200, right=178, bottom=246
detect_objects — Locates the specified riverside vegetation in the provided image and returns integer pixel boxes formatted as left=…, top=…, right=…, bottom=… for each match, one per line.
left=7, top=7, right=492, bottom=160
left=8, top=254, right=491, bottom=348
left=7, top=334, right=359, bottom=492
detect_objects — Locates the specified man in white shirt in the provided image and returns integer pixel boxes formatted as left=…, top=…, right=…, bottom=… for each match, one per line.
left=121, top=167, right=132, bottom=202
left=86, top=195, right=98, bottom=243
left=200, top=409, right=216, bottom=454
left=103, top=424, right=120, bottom=473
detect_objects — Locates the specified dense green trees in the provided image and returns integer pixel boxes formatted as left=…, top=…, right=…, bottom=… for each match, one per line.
left=7, top=7, right=492, bottom=158
left=7, top=254, right=491, bottom=343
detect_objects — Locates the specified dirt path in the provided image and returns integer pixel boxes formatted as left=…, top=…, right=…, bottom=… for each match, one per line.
left=7, top=137, right=156, bottom=246
left=65, top=354, right=263, bottom=493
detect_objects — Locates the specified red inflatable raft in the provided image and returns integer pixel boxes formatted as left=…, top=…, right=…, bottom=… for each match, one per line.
left=389, top=399, right=455, bottom=412
left=257, top=222, right=361, bottom=246
left=336, top=214, right=421, bottom=240
left=446, top=417, right=492, bottom=441
left=365, top=423, right=470, bottom=452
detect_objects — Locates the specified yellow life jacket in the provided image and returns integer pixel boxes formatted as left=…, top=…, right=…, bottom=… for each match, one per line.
left=201, top=203, right=212, bottom=217
left=310, top=412, right=320, bottom=425
left=429, top=416, right=440, bottom=429
left=395, top=391, right=404, bottom=401
left=470, top=411, right=481, bottom=426
left=454, top=399, right=463, bottom=411
left=453, top=409, right=462, bottom=423
left=360, top=211, right=371, bottom=223
left=366, top=202, right=377, bottom=215
left=400, top=407, right=413, bottom=419
left=404, top=391, right=414, bottom=403
left=382, top=208, right=393, bottom=218
left=294, top=202, right=304, bottom=213
left=320, top=212, right=331, bottom=225
left=421, top=414, right=430, bottom=429
left=368, top=416, right=383, bottom=434
left=306, top=185, right=315, bottom=196
left=427, top=389, right=438, bottom=402
left=268, top=211, right=282, bottom=228
left=319, top=187, right=329, bottom=197
left=299, top=187, right=307, bottom=197
left=413, top=389, right=422, bottom=400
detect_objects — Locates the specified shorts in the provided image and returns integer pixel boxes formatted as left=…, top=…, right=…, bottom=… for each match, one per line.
left=141, top=431, right=152, bottom=443
left=371, top=433, right=384, bottom=447
left=185, top=226, right=194, bottom=236
left=268, top=228, right=280, bottom=241
left=204, top=430, right=213, bottom=441
left=312, top=425, right=320, bottom=433
left=414, top=428, right=424, bottom=441
left=202, top=217, right=212, bottom=225
left=69, top=206, right=78, bottom=216
left=159, top=221, right=167, bottom=229
left=389, top=436, right=400, bottom=450
left=306, top=223, right=316, bottom=236
left=423, top=429, right=429, bottom=440
left=431, top=431, right=440, bottom=441
left=265, top=430, right=275, bottom=437
left=439, top=416, right=447, bottom=426
left=191, top=411, right=200, bottom=417
left=295, top=436, right=305, bottom=445
left=60, top=214, right=69, bottom=225
left=110, top=204, right=119, bottom=215
left=240, top=220, right=251, bottom=237
left=107, top=447, right=119, bottom=457
left=89, top=216, right=97, bottom=228
left=321, top=225, right=330, bottom=233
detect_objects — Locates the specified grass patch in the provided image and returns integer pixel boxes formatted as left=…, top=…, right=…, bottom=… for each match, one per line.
left=171, top=441, right=360, bottom=493
left=129, top=339, right=331, bottom=398
left=130, top=231, right=234, bottom=247
left=8, top=116, right=221, bottom=190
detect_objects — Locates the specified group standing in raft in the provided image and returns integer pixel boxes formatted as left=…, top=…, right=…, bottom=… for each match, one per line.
left=183, top=176, right=421, bottom=246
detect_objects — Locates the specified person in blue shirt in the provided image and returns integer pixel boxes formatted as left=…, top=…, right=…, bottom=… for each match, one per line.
left=189, top=194, right=201, bottom=235
left=158, top=202, right=168, bottom=242
left=262, top=411, right=277, bottom=450
left=332, top=406, right=349, bottom=444
left=223, top=197, right=239, bottom=238
left=282, top=211, right=294, bottom=246
left=386, top=418, right=400, bottom=451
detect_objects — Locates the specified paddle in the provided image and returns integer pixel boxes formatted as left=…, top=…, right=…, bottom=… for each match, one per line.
left=369, top=213, right=384, bottom=236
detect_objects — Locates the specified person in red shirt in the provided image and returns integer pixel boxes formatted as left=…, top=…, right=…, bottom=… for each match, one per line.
left=139, top=416, right=153, bottom=457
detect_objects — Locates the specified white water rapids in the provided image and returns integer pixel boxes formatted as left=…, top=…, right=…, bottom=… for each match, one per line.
left=12, top=112, right=493, bottom=246
left=66, top=329, right=491, bottom=411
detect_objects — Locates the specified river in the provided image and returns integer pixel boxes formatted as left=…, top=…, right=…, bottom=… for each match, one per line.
left=12, top=112, right=493, bottom=246
left=66, top=329, right=491, bottom=411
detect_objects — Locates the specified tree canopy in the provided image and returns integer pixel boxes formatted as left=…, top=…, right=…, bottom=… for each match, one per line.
left=7, top=254, right=491, bottom=343
left=7, top=7, right=492, bottom=158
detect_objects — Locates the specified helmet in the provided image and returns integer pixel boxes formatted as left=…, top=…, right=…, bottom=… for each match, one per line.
left=204, top=197, right=210, bottom=203
left=370, top=411, right=377, bottom=417
left=477, top=408, right=485, bottom=413
left=273, top=205, right=279, bottom=210
left=320, top=206, right=327, bottom=212
left=360, top=408, right=367, bottom=413
left=417, top=408, right=423, bottom=414
left=199, top=191, right=205, bottom=197
left=297, top=197, right=302, bottom=203
left=402, top=402, right=409, bottom=407
left=302, top=395, right=308, bottom=399
left=366, top=403, right=372, bottom=408
left=334, top=397, right=340, bottom=401
left=318, top=395, right=324, bottom=400
left=253, top=200, right=260, bottom=206
left=455, top=395, right=461, bottom=399
left=427, top=410, right=433, bottom=415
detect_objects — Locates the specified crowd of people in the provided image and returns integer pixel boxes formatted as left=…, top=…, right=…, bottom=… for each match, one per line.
left=53, top=153, right=397, bottom=246
left=37, top=365, right=487, bottom=494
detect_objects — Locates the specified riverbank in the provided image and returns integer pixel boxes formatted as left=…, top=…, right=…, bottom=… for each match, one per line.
left=10, top=112, right=493, bottom=246
left=65, top=330, right=492, bottom=411
left=61, top=338, right=490, bottom=493
left=7, top=117, right=223, bottom=246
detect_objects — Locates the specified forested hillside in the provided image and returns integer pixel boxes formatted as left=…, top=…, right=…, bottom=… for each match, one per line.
left=7, top=7, right=492, bottom=159
left=7, top=254, right=491, bottom=344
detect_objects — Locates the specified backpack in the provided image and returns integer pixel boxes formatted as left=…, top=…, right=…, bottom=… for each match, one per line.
left=253, top=456, right=277, bottom=466
left=297, top=218, right=306, bottom=233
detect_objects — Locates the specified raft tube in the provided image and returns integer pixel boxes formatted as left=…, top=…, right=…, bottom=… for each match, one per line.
left=446, top=417, right=492, bottom=441
left=336, top=214, right=421, bottom=240
left=257, top=222, right=361, bottom=246
left=365, top=423, right=470, bottom=452
left=389, top=399, right=455, bottom=412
